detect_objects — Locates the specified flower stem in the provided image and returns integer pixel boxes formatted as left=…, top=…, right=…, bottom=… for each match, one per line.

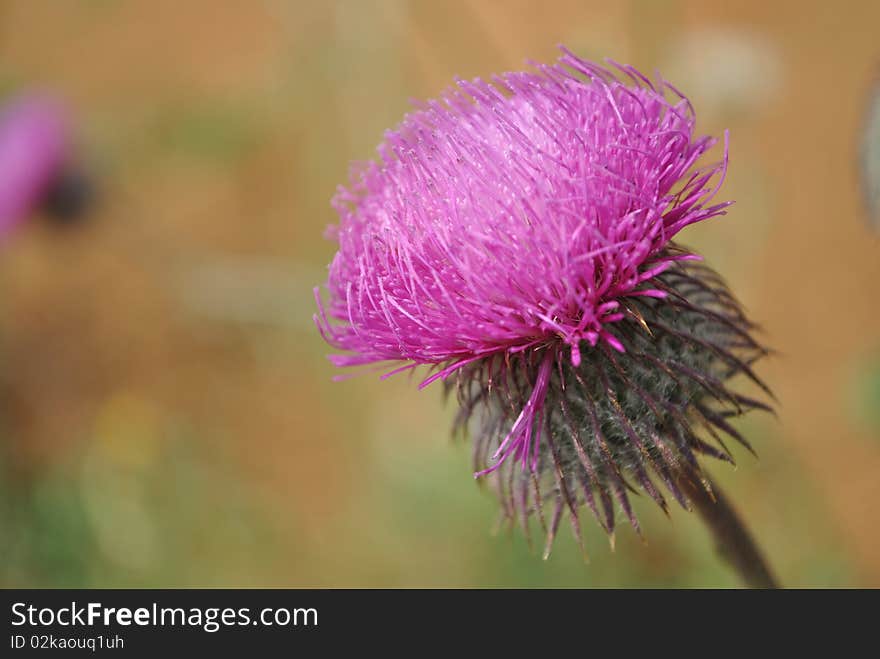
left=677, top=471, right=779, bottom=588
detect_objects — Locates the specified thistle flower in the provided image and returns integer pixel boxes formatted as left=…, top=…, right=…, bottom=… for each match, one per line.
left=0, top=94, right=90, bottom=239
left=315, top=47, right=772, bottom=562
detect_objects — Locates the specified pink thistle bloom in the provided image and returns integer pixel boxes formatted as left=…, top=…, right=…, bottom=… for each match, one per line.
left=0, top=95, right=71, bottom=238
left=316, top=47, right=771, bottom=553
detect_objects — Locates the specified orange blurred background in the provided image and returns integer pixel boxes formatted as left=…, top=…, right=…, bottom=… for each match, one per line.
left=0, top=0, right=878, bottom=587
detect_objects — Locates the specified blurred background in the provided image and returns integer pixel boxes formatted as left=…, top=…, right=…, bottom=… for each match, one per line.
left=0, top=0, right=878, bottom=588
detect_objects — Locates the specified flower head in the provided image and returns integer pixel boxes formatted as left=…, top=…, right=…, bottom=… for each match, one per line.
left=316, top=47, right=771, bottom=554
left=0, top=95, right=72, bottom=237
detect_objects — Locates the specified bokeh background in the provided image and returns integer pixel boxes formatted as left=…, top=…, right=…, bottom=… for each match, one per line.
left=0, top=0, right=878, bottom=588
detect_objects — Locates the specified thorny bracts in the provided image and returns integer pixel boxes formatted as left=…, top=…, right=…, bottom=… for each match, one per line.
left=448, top=248, right=772, bottom=557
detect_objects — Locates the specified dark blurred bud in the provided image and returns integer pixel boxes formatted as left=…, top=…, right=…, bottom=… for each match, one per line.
left=42, top=166, right=95, bottom=226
